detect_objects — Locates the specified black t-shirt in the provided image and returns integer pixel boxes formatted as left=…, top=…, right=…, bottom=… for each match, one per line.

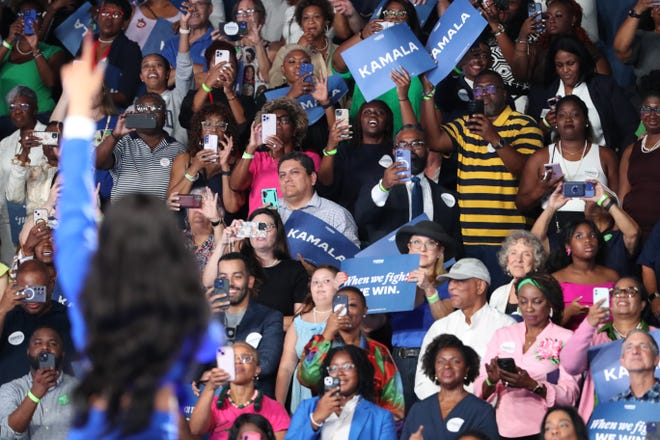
left=0, top=301, right=75, bottom=386
left=256, top=259, right=309, bottom=316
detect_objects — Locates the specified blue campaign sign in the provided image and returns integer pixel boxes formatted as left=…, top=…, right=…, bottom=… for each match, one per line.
left=54, top=2, right=93, bottom=55
left=7, top=201, right=26, bottom=247
left=589, top=330, right=660, bottom=403
left=425, top=0, right=487, bottom=85
left=588, top=401, right=659, bottom=440
left=142, top=18, right=176, bottom=56
left=264, top=74, right=348, bottom=125
left=341, top=23, right=436, bottom=102
left=356, top=214, right=429, bottom=258
left=284, top=210, right=360, bottom=267
left=341, top=254, right=420, bottom=314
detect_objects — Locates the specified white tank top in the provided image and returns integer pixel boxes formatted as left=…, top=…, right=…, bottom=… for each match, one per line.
left=543, top=142, right=607, bottom=212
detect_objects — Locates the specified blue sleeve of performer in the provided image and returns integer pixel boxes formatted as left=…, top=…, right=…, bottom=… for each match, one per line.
left=54, top=116, right=99, bottom=352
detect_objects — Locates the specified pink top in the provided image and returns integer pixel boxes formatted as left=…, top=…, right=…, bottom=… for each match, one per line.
left=209, top=394, right=290, bottom=440
left=559, top=281, right=616, bottom=330
left=561, top=318, right=657, bottom=422
left=247, top=150, right=321, bottom=214
left=474, top=322, right=581, bottom=438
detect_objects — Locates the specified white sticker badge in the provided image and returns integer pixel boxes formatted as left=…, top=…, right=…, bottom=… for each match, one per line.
left=500, top=341, right=515, bottom=353
left=446, top=417, right=465, bottom=432
left=8, top=331, right=25, bottom=346
left=160, top=157, right=171, bottom=167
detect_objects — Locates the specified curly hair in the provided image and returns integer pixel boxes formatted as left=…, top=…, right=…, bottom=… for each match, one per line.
left=541, top=406, right=588, bottom=440
left=295, top=0, right=334, bottom=26
left=255, top=97, right=308, bottom=148
left=74, top=194, right=209, bottom=435
left=228, top=414, right=276, bottom=440
left=420, top=334, right=480, bottom=386
left=352, top=100, right=393, bottom=147
left=241, top=208, right=291, bottom=262
left=497, top=230, right=547, bottom=274
left=188, top=103, right=238, bottom=156
left=544, top=34, right=595, bottom=86
left=515, top=273, right=565, bottom=325
left=320, top=345, right=375, bottom=402
left=298, top=264, right=340, bottom=315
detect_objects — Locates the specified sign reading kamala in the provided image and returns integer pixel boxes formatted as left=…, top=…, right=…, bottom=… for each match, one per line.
left=55, top=2, right=93, bottom=55
left=588, top=402, right=659, bottom=440
left=589, top=329, right=660, bottom=403
left=341, top=23, right=436, bottom=102
left=341, top=254, right=420, bottom=314
left=265, top=75, right=348, bottom=125
left=284, top=211, right=360, bottom=267
left=425, top=0, right=487, bottom=85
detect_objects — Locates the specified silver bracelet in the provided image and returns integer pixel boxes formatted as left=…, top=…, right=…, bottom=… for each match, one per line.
left=309, top=412, right=324, bottom=428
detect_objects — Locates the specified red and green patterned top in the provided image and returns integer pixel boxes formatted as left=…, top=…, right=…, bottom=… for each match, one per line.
left=297, top=333, right=405, bottom=422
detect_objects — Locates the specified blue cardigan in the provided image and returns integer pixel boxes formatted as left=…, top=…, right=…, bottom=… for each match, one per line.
left=284, top=396, right=396, bottom=440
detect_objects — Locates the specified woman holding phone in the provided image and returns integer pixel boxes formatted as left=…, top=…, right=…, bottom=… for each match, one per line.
left=190, top=342, right=290, bottom=440
left=515, top=95, right=618, bottom=220
left=229, top=97, right=320, bottom=213
left=286, top=345, right=396, bottom=440
left=297, top=286, right=405, bottom=424
left=561, top=277, right=656, bottom=421
left=474, top=274, right=580, bottom=439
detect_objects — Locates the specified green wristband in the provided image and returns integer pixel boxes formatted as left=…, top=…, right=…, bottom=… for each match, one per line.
left=201, top=82, right=212, bottom=93
left=27, top=391, right=40, bottom=403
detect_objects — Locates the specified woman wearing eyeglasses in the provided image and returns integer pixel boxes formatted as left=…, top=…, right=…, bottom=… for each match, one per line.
left=619, top=83, right=660, bottom=240
left=93, top=0, right=142, bottom=108
left=190, top=342, right=291, bottom=440
left=168, top=103, right=246, bottom=225
left=297, top=286, right=405, bottom=424
left=230, top=97, right=320, bottom=214
left=287, top=345, right=396, bottom=440
left=331, top=0, right=423, bottom=133
left=561, top=277, right=656, bottom=421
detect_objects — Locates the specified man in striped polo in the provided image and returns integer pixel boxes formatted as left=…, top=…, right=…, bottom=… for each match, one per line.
left=424, top=70, right=543, bottom=288
left=95, top=93, right=185, bottom=202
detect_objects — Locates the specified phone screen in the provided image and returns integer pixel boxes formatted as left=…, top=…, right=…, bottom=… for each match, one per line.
left=333, top=295, right=348, bottom=316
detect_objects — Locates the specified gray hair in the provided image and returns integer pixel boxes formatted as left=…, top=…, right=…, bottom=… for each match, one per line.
left=620, top=329, right=659, bottom=357
left=6, top=85, right=37, bottom=108
left=497, top=230, right=547, bottom=273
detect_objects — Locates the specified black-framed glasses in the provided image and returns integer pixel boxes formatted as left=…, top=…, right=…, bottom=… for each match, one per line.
left=9, top=103, right=31, bottom=111
left=99, top=8, right=124, bottom=19
left=257, top=222, right=276, bottom=231
left=473, top=85, right=499, bottom=97
left=327, top=363, right=355, bottom=374
left=609, top=287, right=639, bottom=298
left=135, top=104, right=164, bottom=113
left=640, top=105, right=660, bottom=115
left=382, top=9, right=407, bottom=18
left=201, top=120, right=229, bottom=131
left=395, top=140, right=425, bottom=150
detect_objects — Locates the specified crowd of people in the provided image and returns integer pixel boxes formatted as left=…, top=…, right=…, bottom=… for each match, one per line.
left=0, top=0, right=659, bottom=438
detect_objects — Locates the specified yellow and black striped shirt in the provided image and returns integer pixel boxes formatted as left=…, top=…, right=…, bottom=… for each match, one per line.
left=442, top=106, right=543, bottom=246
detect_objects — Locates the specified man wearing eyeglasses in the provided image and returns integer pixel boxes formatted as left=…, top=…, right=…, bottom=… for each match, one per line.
left=95, top=93, right=186, bottom=201
left=354, top=124, right=462, bottom=246
left=422, top=69, right=543, bottom=289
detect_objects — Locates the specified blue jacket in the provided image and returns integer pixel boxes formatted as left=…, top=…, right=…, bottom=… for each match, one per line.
left=284, top=396, right=396, bottom=440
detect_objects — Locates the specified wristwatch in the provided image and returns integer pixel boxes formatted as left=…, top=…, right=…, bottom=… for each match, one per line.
left=531, top=382, right=544, bottom=395
left=493, top=23, right=506, bottom=37
left=628, top=8, right=642, bottom=18
left=493, top=138, right=506, bottom=150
